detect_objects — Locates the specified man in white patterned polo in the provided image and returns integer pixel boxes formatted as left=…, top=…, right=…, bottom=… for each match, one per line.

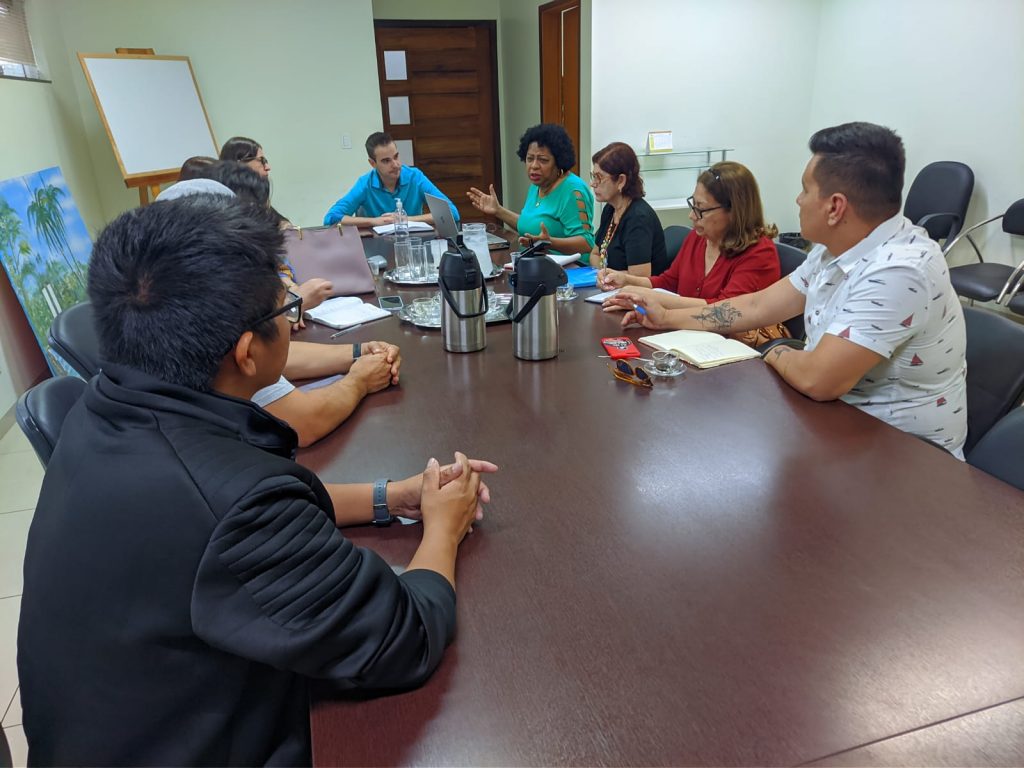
left=613, top=122, right=968, bottom=457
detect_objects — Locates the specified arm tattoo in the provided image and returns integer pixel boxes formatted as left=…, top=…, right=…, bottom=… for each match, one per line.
left=691, top=301, right=742, bottom=331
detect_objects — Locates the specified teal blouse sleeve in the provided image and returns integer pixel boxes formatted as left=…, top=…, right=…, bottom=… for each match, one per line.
left=517, top=173, right=595, bottom=253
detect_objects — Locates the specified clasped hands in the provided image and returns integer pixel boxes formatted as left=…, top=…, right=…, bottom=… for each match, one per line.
left=388, top=452, right=499, bottom=539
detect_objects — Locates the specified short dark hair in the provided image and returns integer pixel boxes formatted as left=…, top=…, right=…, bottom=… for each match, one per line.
left=87, top=196, right=285, bottom=391
left=198, top=161, right=271, bottom=208
left=592, top=142, right=644, bottom=199
left=365, top=132, right=394, bottom=159
left=517, top=124, right=576, bottom=172
left=808, top=122, right=905, bottom=221
left=219, top=136, right=262, bottom=163
left=178, top=156, right=215, bottom=181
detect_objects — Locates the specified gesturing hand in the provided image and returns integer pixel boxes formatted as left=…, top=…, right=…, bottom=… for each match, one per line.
left=518, top=222, right=551, bottom=249
left=467, top=184, right=500, bottom=216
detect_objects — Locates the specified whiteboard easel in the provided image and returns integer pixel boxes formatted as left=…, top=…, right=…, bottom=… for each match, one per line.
left=78, top=52, right=219, bottom=205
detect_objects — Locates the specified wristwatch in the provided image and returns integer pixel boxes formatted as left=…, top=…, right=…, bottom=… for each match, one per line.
left=372, top=478, right=394, bottom=526
left=352, top=343, right=362, bottom=359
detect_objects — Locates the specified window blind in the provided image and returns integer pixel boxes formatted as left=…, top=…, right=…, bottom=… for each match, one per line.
left=0, top=0, right=36, bottom=66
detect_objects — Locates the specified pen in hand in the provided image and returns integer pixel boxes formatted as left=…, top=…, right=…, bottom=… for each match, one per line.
left=330, top=323, right=363, bottom=339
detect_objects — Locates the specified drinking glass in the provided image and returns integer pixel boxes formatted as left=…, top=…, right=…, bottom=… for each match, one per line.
left=393, top=240, right=412, bottom=279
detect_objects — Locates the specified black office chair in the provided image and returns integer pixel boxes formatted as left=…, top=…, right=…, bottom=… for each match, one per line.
left=15, top=375, right=88, bottom=468
left=967, top=406, right=1024, bottom=491
left=946, top=198, right=1024, bottom=303
left=962, top=305, right=1024, bottom=455
left=663, top=225, right=691, bottom=259
left=48, top=301, right=101, bottom=378
left=904, top=161, right=974, bottom=246
left=776, top=241, right=808, bottom=340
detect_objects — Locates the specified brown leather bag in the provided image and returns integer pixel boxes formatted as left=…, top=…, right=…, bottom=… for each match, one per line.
left=283, top=224, right=376, bottom=295
left=730, top=322, right=791, bottom=348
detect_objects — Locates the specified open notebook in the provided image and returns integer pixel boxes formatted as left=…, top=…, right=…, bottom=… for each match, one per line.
left=638, top=330, right=760, bottom=369
left=304, top=297, right=390, bottom=330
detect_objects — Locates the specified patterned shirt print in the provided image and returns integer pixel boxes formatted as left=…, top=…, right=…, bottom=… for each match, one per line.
left=790, top=214, right=967, bottom=458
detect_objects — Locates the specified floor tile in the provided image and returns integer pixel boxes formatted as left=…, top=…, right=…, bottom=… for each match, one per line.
left=4, top=724, right=26, bottom=767
left=0, top=510, right=32, bottom=599
left=0, top=452, right=43, bottom=514
left=0, top=597, right=20, bottom=735
left=3, top=687, right=19, bottom=727
left=0, top=428, right=31, bottom=456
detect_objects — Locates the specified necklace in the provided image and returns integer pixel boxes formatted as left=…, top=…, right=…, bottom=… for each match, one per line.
left=535, top=172, right=565, bottom=206
left=598, top=200, right=630, bottom=268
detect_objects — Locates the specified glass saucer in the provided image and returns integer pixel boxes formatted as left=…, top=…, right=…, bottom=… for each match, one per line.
left=642, top=362, right=686, bottom=378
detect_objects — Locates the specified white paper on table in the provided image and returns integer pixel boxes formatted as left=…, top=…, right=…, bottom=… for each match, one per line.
left=304, top=297, right=390, bottom=330
left=502, top=253, right=582, bottom=270
left=585, top=286, right=675, bottom=304
left=372, top=221, right=434, bottom=235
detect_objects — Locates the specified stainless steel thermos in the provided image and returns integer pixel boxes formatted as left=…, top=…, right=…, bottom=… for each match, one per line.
left=509, top=250, right=567, bottom=360
left=439, top=235, right=488, bottom=353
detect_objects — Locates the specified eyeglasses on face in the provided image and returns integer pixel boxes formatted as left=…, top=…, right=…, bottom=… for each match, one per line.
left=608, top=360, right=653, bottom=388
left=687, top=195, right=727, bottom=220
left=244, top=155, right=269, bottom=168
left=590, top=170, right=615, bottom=184
left=253, top=289, right=302, bottom=327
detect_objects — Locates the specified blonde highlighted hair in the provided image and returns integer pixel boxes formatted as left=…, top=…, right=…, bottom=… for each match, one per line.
left=697, top=161, right=778, bottom=257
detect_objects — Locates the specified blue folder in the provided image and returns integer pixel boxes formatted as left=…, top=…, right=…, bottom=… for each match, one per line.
left=565, top=267, right=598, bottom=289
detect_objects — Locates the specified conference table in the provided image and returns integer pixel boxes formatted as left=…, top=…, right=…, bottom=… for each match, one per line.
left=298, top=234, right=1024, bottom=766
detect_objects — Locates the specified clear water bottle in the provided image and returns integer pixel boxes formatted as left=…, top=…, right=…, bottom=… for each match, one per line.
left=393, top=198, right=409, bottom=243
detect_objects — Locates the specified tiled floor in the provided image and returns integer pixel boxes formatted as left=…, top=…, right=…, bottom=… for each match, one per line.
left=0, top=424, right=41, bottom=767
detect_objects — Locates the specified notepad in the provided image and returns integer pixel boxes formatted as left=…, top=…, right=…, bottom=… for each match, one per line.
left=304, top=297, right=390, bottom=330
left=372, top=221, right=434, bottom=236
left=502, top=253, right=581, bottom=270
left=584, top=287, right=675, bottom=304
left=638, top=330, right=760, bottom=369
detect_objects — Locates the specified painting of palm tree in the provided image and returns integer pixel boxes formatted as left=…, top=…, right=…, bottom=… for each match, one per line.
left=0, top=166, right=92, bottom=376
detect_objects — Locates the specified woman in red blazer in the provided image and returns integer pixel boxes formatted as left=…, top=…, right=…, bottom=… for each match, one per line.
left=598, top=161, right=780, bottom=311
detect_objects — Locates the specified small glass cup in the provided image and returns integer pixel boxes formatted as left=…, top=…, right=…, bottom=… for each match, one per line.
left=652, top=350, right=684, bottom=375
left=556, top=284, right=577, bottom=302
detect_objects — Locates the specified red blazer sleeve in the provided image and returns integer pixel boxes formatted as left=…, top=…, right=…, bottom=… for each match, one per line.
left=649, top=231, right=697, bottom=293
left=706, top=238, right=780, bottom=304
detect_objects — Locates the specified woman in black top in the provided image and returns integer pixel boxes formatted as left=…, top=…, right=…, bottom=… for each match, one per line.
left=588, top=142, right=669, bottom=276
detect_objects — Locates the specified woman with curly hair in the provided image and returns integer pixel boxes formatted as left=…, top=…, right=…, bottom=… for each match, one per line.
left=468, top=123, right=594, bottom=255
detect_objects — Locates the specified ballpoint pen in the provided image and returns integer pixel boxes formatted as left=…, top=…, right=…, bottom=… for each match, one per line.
left=330, top=323, right=363, bottom=339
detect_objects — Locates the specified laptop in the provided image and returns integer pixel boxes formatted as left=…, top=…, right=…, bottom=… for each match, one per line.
left=425, top=193, right=509, bottom=250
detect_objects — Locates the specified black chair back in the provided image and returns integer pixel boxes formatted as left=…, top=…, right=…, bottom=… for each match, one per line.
left=963, top=305, right=1024, bottom=455
left=15, top=375, right=87, bottom=467
left=775, top=241, right=808, bottom=340
left=903, top=161, right=974, bottom=243
left=48, top=301, right=101, bottom=378
left=968, top=406, right=1024, bottom=491
left=663, top=225, right=691, bottom=259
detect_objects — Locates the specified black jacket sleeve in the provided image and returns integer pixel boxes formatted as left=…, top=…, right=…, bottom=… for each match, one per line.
left=190, top=474, right=455, bottom=690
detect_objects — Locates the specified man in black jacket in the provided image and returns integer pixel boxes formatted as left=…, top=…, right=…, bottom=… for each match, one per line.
left=18, top=196, right=496, bottom=766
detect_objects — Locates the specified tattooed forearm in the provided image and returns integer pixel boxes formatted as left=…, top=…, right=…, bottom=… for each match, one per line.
left=690, top=301, right=742, bottom=331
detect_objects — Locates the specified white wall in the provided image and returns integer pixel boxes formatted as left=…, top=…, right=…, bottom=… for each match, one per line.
left=809, top=0, right=1024, bottom=268
left=590, top=0, right=820, bottom=234
left=35, top=0, right=383, bottom=228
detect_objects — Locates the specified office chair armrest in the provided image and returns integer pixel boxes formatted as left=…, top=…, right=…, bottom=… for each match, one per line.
left=916, top=212, right=961, bottom=233
left=758, top=337, right=807, bottom=357
left=996, top=257, right=1024, bottom=304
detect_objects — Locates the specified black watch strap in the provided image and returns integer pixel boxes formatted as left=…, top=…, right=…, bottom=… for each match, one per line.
left=352, top=343, right=362, bottom=359
left=372, top=478, right=393, bottom=526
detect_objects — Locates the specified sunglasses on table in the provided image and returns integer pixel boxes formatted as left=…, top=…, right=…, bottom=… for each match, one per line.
left=608, top=359, right=653, bottom=388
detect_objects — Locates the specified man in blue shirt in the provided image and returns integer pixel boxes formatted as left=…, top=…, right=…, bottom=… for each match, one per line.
left=324, top=132, right=460, bottom=227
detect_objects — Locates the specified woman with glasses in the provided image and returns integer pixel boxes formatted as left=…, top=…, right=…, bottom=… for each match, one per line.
left=219, top=136, right=289, bottom=227
left=588, top=142, right=669, bottom=274
left=597, top=161, right=779, bottom=316
left=467, top=123, right=595, bottom=255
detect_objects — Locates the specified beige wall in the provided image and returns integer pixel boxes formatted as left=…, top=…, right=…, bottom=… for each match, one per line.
left=34, top=0, right=383, bottom=228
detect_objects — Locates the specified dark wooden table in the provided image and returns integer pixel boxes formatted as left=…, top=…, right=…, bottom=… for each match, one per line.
left=300, top=238, right=1024, bottom=766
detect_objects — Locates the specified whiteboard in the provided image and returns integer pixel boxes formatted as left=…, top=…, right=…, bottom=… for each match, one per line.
left=78, top=54, right=218, bottom=181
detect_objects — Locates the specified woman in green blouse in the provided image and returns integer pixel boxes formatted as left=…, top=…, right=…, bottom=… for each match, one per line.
left=468, top=123, right=595, bottom=255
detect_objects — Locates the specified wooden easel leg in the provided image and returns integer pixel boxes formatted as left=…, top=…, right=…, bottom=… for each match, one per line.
left=138, top=187, right=150, bottom=206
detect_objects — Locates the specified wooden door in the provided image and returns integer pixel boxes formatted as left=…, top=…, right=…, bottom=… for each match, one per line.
left=539, top=0, right=581, bottom=174
left=374, top=22, right=501, bottom=223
